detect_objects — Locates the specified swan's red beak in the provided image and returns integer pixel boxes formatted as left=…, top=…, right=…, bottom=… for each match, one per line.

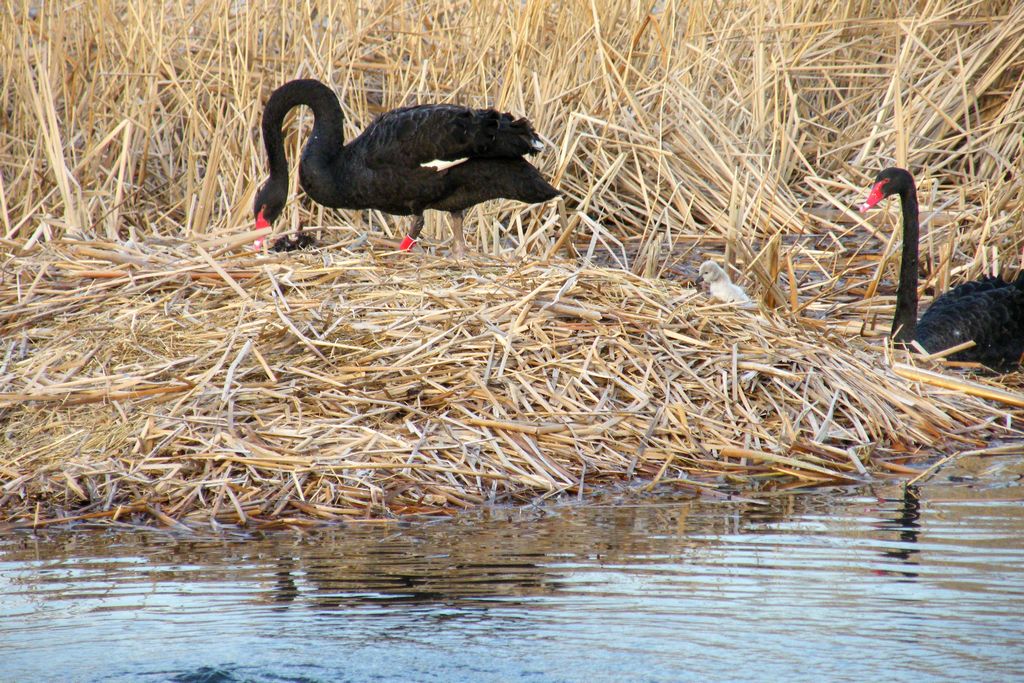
left=253, top=208, right=271, bottom=250
left=399, top=235, right=417, bottom=252
left=859, top=180, right=887, bottom=212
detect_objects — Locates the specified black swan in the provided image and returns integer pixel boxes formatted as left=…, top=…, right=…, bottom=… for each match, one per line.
left=252, top=79, right=559, bottom=256
left=859, top=167, right=1024, bottom=369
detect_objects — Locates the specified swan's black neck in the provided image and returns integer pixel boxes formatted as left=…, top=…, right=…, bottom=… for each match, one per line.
left=258, top=80, right=345, bottom=217
left=892, top=175, right=920, bottom=343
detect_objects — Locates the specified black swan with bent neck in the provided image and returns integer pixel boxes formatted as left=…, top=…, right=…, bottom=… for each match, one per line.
left=252, top=79, right=559, bottom=256
left=859, top=167, right=1024, bottom=370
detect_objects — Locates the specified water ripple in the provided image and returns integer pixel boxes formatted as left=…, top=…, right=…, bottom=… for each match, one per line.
left=1, top=480, right=1022, bottom=682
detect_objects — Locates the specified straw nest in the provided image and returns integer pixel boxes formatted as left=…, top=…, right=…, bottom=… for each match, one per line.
left=1, top=235, right=1020, bottom=529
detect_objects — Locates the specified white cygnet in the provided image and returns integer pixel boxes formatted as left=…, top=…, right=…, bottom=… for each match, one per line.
left=698, top=260, right=750, bottom=304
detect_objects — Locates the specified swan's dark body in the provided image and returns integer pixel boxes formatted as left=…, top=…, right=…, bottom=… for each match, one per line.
left=253, top=79, right=559, bottom=253
left=860, top=167, right=1024, bottom=369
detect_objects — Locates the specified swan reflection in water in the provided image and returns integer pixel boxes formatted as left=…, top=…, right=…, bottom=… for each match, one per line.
left=870, top=485, right=922, bottom=580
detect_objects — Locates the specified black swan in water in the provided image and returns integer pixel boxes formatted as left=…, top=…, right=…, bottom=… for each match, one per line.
left=253, top=79, right=559, bottom=256
left=859, top=167, right=1024, bottom=369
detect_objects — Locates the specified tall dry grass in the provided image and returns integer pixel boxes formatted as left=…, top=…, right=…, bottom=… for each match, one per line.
left=3, top=0, right=1022, bottom=274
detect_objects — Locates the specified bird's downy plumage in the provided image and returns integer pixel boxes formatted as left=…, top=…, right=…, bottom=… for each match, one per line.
left=252, top=79, right=558, bottom=256
left=859, top=167, right=1024, bottom=370
left=698, top=260, right=750, bottom=304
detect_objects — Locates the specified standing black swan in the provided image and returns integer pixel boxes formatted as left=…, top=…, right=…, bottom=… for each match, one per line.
left=252, top=79, right=559, bottom=256
left=859, top=167, right=1024, bottom=369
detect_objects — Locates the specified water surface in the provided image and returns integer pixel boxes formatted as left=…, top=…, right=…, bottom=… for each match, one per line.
left=2, top=460, right=1022, bottom=682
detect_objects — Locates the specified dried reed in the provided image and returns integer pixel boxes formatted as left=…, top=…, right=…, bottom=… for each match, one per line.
left=2, top=0, right=1023, bottom=527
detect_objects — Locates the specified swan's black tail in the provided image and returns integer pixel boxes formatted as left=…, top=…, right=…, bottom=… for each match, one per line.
left=472, top=111, right=544, bottom=157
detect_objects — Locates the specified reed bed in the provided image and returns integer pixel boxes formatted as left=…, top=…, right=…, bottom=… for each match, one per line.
left=2, top=0, right=1023, bottom=526
left=1, top=238, right=1019, bottom=527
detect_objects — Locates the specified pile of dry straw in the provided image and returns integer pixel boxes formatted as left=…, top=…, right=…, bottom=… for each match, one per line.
left=2, top=0, right=1022, bottom=527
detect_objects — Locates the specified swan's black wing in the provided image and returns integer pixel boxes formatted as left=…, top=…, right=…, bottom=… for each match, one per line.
left=918, top=277, right=1024, bottom=368
left=357, top=105, right=544, bottom=169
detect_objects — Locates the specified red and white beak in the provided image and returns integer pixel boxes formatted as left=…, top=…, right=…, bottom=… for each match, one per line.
left=858, top=181, right=887, bottom=212
left=253, top=208, right=271, bottom=250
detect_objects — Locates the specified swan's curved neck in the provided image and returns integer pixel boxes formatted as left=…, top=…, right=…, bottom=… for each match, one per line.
left=892, top=177, right=920, bottom=342
left=261, top=79, right=345, bottom=189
